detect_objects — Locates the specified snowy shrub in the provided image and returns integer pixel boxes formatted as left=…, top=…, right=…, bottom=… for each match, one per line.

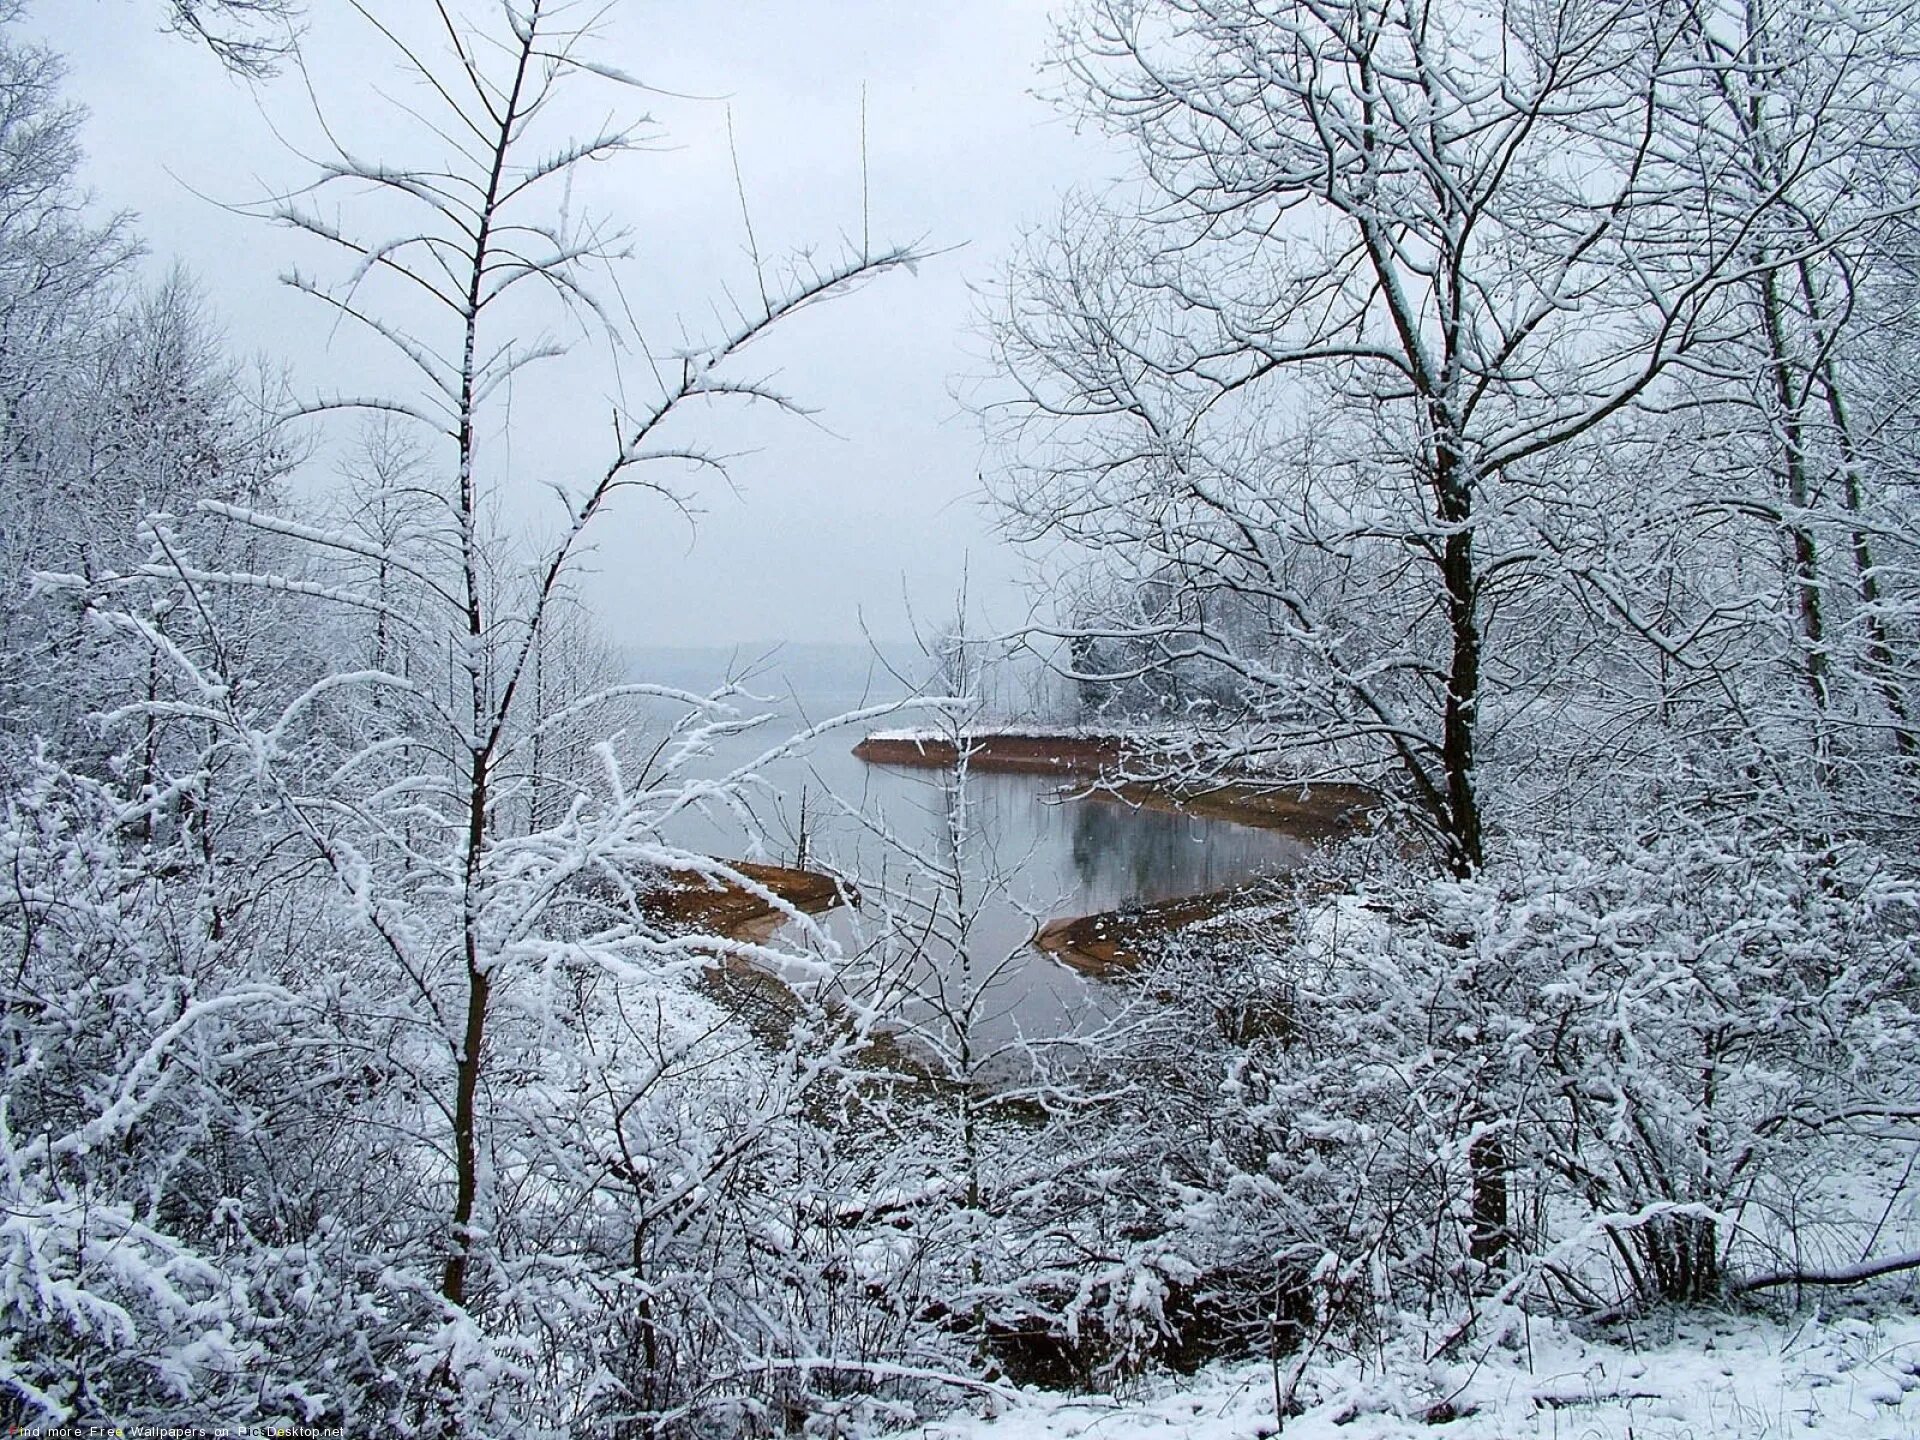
left=1004, top=828, right=1920, bottom=1375
left=0, top=762, right=289, bottom=1425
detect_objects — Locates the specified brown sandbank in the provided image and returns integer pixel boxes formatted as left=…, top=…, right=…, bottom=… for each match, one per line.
left=852, top=731, right=1131, bottom=776
left=852, top=731, right=1373, bottom=836
left=647, top=858, right=852, bottom=941
left=1090, top=778, right=1373, bottom=838
left=1033, top=888, right=1250, bottom=979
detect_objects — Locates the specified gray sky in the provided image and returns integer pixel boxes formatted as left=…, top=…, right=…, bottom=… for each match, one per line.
left=25, top=0, right=1118, bottom=647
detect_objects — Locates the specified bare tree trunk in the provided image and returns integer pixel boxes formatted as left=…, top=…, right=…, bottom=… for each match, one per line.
left=1438, top=480, right=1485, bottom=880
left=1794, top=255, right=1916, bottom=754
left=1758, top=263, right=1832, bottom=723
left=443, top=755, right=492, bottom=1309
left=436, top=4, right=538, bottom=1315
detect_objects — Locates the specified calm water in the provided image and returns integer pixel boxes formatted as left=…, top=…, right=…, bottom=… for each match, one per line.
left=627, top=644, right=1311, bottom=1053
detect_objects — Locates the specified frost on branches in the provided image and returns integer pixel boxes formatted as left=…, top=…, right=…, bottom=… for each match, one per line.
left=8, top=0, right=1920, bottom=1435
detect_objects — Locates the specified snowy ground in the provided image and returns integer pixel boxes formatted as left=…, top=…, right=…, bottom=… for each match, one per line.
left=892, top=1310, right=1920, bottom=1439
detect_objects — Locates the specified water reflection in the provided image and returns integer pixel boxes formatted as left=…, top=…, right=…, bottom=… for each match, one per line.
left=1069, top=795, right=1220, bottom=903
left=815, top=764, right=1311, bottom=1050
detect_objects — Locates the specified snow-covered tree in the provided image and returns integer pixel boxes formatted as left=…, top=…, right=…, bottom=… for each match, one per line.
left=26, top=0, right=932, bottom=1431
left=989, top=0, right=1920, bottom=875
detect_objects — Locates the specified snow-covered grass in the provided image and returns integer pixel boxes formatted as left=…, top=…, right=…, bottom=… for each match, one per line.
left=892, top=1311, right=1920, bottom=1439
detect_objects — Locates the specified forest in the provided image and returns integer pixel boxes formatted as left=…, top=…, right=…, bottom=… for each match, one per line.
left=6, top=0, right=1920, bottom=1436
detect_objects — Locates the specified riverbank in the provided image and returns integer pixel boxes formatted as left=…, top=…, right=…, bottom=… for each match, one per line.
left=854, top=728, right=1372, bottom=831
left=852, top=730, right=1133, bottom=776
left=647, top=857, right=852, bottom=942
left=1033, top=887, right=1272, bottom=979
left=653, top=857, right=1003, bottom=1092
left=1091, top=776, right=1371, bottom=839
left=647, top=858, right=863, bottom=1052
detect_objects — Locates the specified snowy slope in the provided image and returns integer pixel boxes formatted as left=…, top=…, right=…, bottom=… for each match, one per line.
left=893, top=1312, right=1920, bottom=1439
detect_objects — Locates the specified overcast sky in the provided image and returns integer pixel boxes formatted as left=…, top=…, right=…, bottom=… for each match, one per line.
left=23, top=0, right=1121, bottom=649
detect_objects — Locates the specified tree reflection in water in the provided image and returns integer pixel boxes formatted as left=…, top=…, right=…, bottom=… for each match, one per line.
left=1063, top=788, right=1304, bottom=908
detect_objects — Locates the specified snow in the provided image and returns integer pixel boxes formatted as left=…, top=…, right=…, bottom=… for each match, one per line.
left=859, top=725, right=1132, bottom=744
left=889, top=1312, right=1920, bottom=1439
left=1297, top=896, right=1390, bottom=968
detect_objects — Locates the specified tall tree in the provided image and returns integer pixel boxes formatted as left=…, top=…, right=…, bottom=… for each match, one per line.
left=65, top=1, right=920, bottom=1428
left=990, top=0, right=1915, bottom=877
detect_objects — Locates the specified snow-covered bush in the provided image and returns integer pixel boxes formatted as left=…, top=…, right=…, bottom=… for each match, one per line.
left=0, top=761, right=296, bottom=1425
left=1002, top=829, right=1920, bottom=1376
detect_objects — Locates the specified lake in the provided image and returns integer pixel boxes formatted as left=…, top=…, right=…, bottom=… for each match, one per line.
left=627, top=643, right=1312, bottom=1058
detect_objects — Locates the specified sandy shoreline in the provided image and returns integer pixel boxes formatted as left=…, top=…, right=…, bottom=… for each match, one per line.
left=648, top=858, right=851, bottom=940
